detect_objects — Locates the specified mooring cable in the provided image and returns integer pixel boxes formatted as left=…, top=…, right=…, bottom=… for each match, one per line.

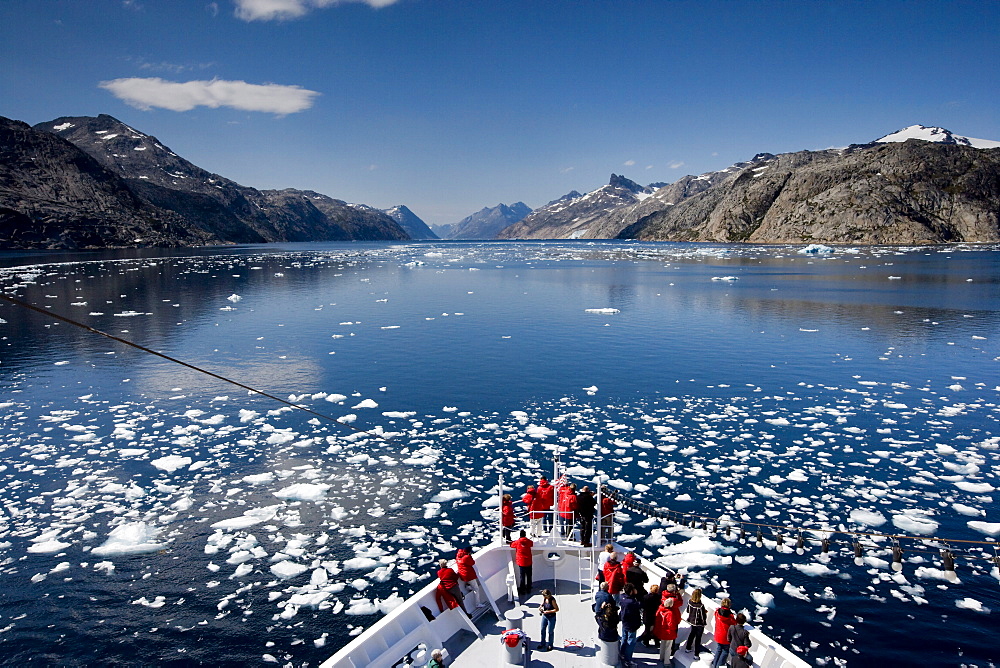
left=0, top=293, right=393, bottom=443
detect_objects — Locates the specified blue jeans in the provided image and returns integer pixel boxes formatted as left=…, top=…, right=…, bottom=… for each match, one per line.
left=711, top=643, right=731, bottom=668
left=620, top=627, right=638, bottom=661
left=541, top=613, right=556, bottom=646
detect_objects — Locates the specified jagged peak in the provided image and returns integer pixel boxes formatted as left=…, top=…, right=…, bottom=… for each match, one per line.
left=608, top=173, right=644, bottom=192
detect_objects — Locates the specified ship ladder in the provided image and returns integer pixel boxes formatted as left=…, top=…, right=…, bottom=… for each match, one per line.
left=577, top=542, right=595, bottom=598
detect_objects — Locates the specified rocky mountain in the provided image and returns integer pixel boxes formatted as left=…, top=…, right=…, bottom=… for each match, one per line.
left=496, top=175, right=656, bottom=239
left=619, top=139, right=1000, bottom=244
left=0, top=116, right=209, bottom=249
left=14, top=114, right=408, bottom=247
left=445, top=202, right=532, bottom=239
left=582, top=161, right=766, bottom=239
left=383, top=205, right=438, bottom=239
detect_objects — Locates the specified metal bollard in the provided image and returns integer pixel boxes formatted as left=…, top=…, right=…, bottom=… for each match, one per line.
left=596, top=637, right=620, bottom=667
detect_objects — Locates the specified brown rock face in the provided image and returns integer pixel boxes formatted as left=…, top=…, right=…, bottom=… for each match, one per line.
left=621, top=141, right=1000, bottom=244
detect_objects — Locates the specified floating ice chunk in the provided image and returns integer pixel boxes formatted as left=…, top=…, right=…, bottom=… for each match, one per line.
left=914, top=567, right=960, bottom=583
left=765, top=417, right=790, bottom=426
left=91, top=522, right=165, bottom=556
left=952, top=504, right=984, bottom=517
left=799, top=244, right=834, bottom=254
left=346, top=598, right=378, bottom=615
left=343, top=557, right=380, bottom=571
left=238, top=409, right=259, bottom=423
left=583, top=385, right=598, bottom=395
left=954, top=481, right=995, bottom=494
left=430, top=490, right=469, bottom=503
left=525, top=424, right=556, bottom=439
left=151, top=455, right=192, bottom=473
left=93, top=561, right=115, bottom=573
left=584, top=308, right=620, bottom=314
left=783, top=582, right=810, bottom=601
left=711, top=276, right=738, bottom=281
left=226, top=294, right=242, bottom=302
left=891, top=512, right=939, bottom=535
left=849, top=509, right=887, bottom=527
left=675, top=494, right=692, bottom=501
left=289, top=591, right=330, bottom=608
left=325, top=394, right=348, bottom=403
left=967, top=521, right=1000, bottom=537
left=242, top=472, right=275, bottom=485
left=794, top=562, right=838, bottom=577
left=351, top=399, right=378, bottom=409
left=955, top=597, right=991, bottom=613
left=210, top=505, right=280, bottom=530
left=274, top=483, right=330, bottom=502
left=27, top=539, right=72, bottom=554
left=751, top=591, right=775, bottom=608
left=270, top=561, right=308, bottom=579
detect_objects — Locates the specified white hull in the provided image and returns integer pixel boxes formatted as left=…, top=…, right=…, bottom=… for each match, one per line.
left=322, top=534, right=809, bottom=668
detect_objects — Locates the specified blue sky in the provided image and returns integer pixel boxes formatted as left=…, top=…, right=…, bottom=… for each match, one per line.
left=3, top=0, right=998, bottom=226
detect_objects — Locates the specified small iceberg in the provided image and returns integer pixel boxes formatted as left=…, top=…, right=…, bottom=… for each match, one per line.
left=585, top=308, right=620, bottom=315
left=799, top=244, right=834, bottom=254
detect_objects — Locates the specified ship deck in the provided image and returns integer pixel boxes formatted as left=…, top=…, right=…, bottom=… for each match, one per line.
left=449, top=580, right=718, bottom=667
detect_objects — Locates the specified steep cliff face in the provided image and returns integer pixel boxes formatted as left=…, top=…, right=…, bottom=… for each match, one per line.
left=0, top=117, right=208, bottom=249
left=620, top=141, right=1000, bottom=244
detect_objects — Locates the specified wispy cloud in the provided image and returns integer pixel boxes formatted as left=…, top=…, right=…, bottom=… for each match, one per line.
left=623, top=159, right=636, bottom=166
left=559, top=166, right=575, bottom=174
left=99, top=77, right=320, bottom=114
left=668, top=161, right=685, bottom=169
left=233, top=0, right=400, bottom=21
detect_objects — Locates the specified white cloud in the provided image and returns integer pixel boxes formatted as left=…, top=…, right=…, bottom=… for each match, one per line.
left=668, top=161, right=685, bottom=169
left=559, top=166, right=575, bottom=174
left=99, top=77, right=320, bottom=114
left=233, top=0, right=399, bottom=21
left=623, top=159, right=636, bottom=166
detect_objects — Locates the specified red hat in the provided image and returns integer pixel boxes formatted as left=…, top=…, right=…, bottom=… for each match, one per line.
left=736, top=646, right=749, bottom=656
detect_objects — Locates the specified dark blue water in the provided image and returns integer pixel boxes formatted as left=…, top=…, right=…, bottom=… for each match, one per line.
left=0, top=241, right=997, bottom=667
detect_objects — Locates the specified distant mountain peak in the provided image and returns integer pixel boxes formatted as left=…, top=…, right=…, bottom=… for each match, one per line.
left=875, top=125, right=1000, bottom=150
left=608, top=173, right=644, bottom=192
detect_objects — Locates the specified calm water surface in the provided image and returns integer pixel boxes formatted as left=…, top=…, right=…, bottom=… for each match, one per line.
left=0, top=241, right=997, bottom=667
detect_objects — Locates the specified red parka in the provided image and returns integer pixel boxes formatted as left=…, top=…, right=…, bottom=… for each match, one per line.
left=510, top=536, right=533, bottom=566
left=558, top=488, right=577, bottom=520
left=600, top=496, right=616, bottom=518
left=456, top=549, right=477, bottom=582
left=501, top=498, right=516, bottom=528
left=603, top=560, right=625, bottom=595
left=713, top=606, right=736, bottom=644
left=437, top=566, right=459, bottom=591
left=535, top=479, right=554, bottom=509
left=653, top=599, right=680, bottom=641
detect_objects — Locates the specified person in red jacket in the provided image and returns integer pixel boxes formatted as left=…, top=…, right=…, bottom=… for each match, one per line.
left=436, top=558, right=466, bottom=613
left=603, top=556, right=625, bottom=600
left=523, top=485, right=540, bottom=536
left=501, top=493, right=516, bottom=542
left=599, top=491, right=616, bottom=543
left=653, top=590, right=681, bottom=666
left=455, top=547, right=480, bottom=609
left=510, top=530, right=534, bottom=595
left=710, top=598, right=736, bottom=668
left=557, top=482, right=578, bottom=539
left=535, top=477, right=555, bottom=532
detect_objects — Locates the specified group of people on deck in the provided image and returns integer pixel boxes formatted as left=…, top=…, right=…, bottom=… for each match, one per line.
left=438, top=474, right=754, bottom=668
left=501, top=475, right=617, bottom=546
left=593, top=544, right=753, bottom=667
